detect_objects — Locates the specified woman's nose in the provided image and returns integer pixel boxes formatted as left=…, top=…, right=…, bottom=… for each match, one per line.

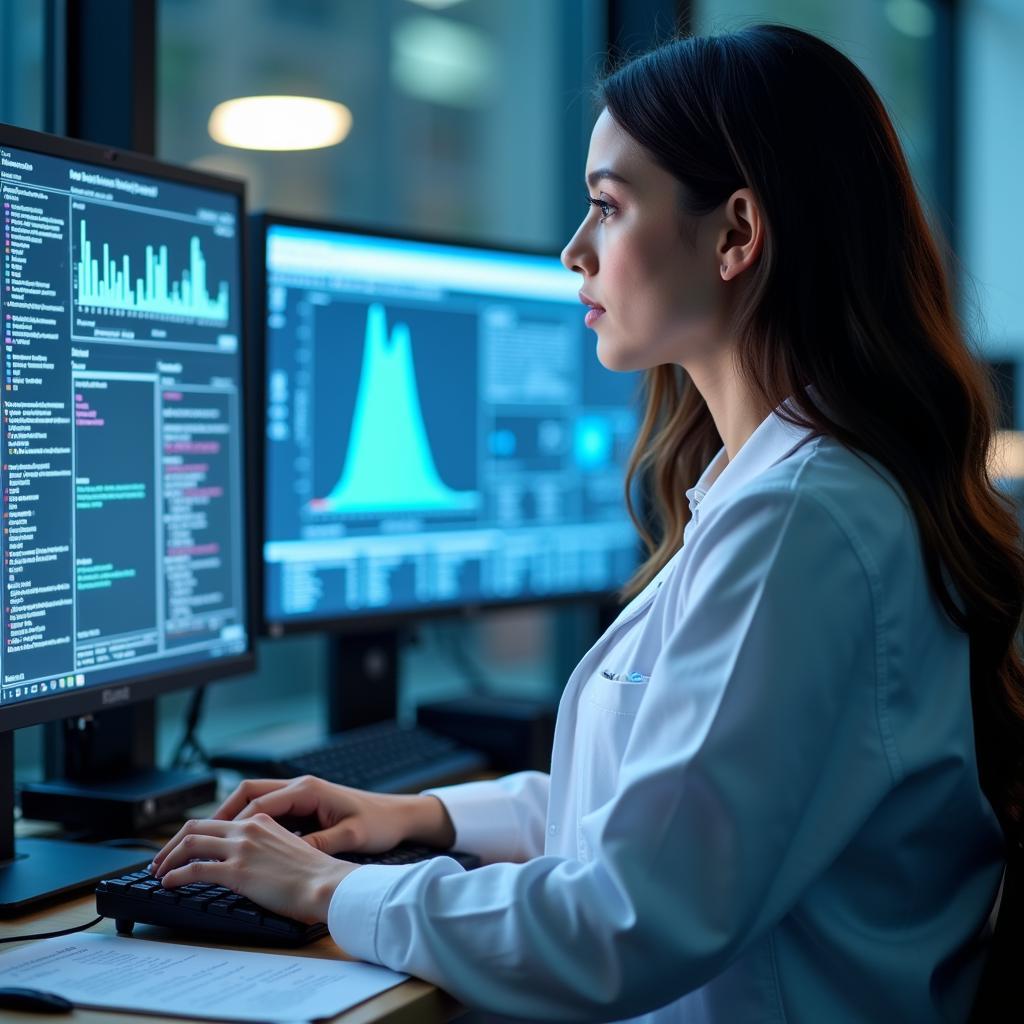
left=561, top=222, right=596, bottom=276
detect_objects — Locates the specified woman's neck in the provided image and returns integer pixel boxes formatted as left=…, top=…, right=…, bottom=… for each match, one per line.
left=685, top=354, right=768, bottom=463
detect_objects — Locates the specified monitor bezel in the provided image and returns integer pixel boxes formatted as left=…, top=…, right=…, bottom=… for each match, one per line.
left=0, top=122, right=258, bottom=733
left=252, top=210, right=641, bottom=639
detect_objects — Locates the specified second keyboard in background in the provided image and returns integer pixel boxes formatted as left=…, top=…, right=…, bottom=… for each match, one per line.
left=209, top=721, right=488, bottom=792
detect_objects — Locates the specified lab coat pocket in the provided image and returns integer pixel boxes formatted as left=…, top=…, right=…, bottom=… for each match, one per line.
left=576, top=668, right=650, bottom=851
left=588, top=669, right=651, bottom=712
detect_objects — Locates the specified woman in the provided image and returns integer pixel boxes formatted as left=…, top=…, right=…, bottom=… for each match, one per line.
left=152, top=26, right=1024, bottom=1023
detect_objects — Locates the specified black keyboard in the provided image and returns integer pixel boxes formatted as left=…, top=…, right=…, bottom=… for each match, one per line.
left=209, top=721, right=487, bottom=793
left=96, top=844, right=481, bottom=947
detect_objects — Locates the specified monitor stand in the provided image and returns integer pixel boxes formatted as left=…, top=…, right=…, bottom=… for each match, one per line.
left=326, top=629, right=401, bottom=731
left=19, top=700, right=217, bottom=836
left=0, top=730, right=152, bottom=916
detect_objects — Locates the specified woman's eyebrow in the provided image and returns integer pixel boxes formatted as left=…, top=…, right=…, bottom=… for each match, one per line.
left=586, top=167, right=631, bottom=189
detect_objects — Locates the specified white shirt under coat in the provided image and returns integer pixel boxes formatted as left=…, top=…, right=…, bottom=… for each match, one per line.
left=329, top=406, right=1004, bottom=1023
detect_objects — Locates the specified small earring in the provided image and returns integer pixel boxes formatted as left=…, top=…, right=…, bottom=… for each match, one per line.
left=721, top=264, right=728, bottom=276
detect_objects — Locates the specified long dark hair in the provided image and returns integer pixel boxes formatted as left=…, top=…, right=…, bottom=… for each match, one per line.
left=601, top=26, right=1024, bottom=841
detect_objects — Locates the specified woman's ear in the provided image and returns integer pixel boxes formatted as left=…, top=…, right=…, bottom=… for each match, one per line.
left=717, top=187, right=764, bottom=281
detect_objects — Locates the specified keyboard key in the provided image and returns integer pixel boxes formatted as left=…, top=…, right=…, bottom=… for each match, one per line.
left=262, top=916, right=301, bottom=935
left=179, top=895, right=216, bottom=909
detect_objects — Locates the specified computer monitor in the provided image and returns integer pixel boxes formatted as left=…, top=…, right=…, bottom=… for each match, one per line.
left=0, top=123, right=253, bottom=911
left=256, top=215, right=641, bottom=636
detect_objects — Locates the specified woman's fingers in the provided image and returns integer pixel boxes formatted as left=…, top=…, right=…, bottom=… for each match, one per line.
left=234, top=782, right=319, bottom=823
left=160, top=857, right=232, bottom=891
left=150, top=814, right=355, bottom=924
left=212, top=778, right=290, bottom=821
left=150, top=817, right=240, bottom=874
left=153, top=829, right=236, bottom=885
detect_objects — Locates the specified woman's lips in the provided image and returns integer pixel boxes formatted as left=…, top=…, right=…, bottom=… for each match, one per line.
left=579, top=291, right=606, bottom=328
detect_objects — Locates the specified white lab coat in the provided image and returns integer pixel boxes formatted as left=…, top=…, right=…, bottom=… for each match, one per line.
left=329, top=407, right=1004, bottom=1023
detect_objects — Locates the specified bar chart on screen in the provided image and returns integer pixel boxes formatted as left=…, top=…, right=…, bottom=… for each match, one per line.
left=76, top=219, right=228, bottom=322
left=70, top=194, right=238, bottom=348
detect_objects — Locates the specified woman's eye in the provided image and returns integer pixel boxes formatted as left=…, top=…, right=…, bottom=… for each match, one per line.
left=585, top=195, right=615, bottom=221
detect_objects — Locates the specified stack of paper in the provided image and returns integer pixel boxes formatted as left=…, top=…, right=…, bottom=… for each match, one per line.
left=0, top=932, right=408, bottom=1023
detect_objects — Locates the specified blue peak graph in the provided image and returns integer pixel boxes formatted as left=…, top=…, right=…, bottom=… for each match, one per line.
left=312, top=303, right=480, bottom=515
left=76, top=219, right=229, bottom=323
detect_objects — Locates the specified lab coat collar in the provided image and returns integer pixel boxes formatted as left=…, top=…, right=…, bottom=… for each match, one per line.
left=685, top=399, right=818, bottom=531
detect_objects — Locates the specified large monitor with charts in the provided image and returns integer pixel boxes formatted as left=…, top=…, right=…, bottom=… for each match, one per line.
left=0, top=123, right=253, bottom=910
left=256, top=216, right=641, bottom=633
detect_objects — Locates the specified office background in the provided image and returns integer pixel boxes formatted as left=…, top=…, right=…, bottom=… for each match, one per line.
left=1, top=0, right=1020, bottom=781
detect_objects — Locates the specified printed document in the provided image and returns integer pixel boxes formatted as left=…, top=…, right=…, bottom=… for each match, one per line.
left=0, top=932, right=408, bottom=1023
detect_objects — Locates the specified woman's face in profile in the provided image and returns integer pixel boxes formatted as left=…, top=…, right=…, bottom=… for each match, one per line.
left=561, top=109, right=726, bottom=373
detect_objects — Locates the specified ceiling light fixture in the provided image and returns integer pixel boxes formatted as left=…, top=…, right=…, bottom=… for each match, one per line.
left=208, top=96, right=352, bottom=151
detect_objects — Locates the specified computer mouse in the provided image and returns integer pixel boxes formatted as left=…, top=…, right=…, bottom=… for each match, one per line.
left=0, top=987, right=73, bottom=1013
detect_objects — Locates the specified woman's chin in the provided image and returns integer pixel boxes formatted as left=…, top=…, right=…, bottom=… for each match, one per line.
left=596, top=336, right=645, bottom=374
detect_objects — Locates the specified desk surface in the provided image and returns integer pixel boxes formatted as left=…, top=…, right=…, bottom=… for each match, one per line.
left=0, top=878, right=462, bottom=1024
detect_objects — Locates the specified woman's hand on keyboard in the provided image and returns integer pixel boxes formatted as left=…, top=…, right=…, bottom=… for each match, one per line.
left=148, top=813, right=356, bottom=924
left=208, top=775, right=456, bottom=856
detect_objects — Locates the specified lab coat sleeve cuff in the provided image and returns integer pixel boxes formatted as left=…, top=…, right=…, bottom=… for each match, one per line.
left=328, top=863, right=412, bottom=963
left=422, top=779, right=523, bottom=862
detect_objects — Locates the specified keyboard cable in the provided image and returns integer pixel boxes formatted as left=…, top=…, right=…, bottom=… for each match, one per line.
left=0, top=915, right=103, bottom=944
left=0, top=834, right=163, bottom=942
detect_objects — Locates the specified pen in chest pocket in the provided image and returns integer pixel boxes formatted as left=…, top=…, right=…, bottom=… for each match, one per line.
left=600, top=670, right=650, bottom=683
